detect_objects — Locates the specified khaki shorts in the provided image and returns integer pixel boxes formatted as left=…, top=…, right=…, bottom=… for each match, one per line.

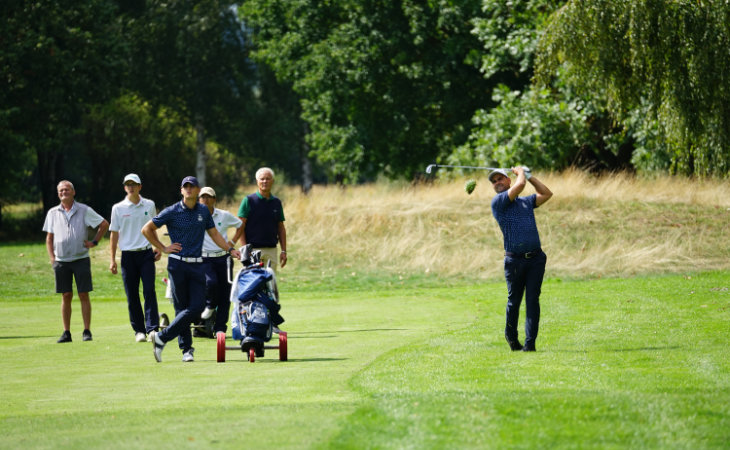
left=254, top=247, right=279, bottom=272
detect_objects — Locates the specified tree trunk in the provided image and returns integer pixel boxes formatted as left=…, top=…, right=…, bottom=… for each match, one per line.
left=195, top=116, right=207, bottom=186
left=37, top=148, right=60, bottom=212
left=301, top=122, right=312, bottom=194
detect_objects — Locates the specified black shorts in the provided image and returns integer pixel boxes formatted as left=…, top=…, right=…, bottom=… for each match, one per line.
left=53, top=257, right=93, bottom=293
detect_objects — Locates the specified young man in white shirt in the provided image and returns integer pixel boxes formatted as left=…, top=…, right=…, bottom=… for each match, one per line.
left=109, top=174, right=161, bottom=342
left=198, top=186, right=243, bottom=336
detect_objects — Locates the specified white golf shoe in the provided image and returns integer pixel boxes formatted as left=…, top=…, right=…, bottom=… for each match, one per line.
left=201, top=307, right=215, bottom=320
left=135, top=332, right=146, bottom=343
left=150, top=331, right=165, bottom=362
left=182, top=348, right=195, bottom=362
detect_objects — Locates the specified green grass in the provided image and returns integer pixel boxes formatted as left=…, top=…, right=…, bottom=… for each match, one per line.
left=1, top=242, right=729, bottom=449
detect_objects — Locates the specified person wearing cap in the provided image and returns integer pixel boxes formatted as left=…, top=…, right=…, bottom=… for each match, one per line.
left=489, top=166, right=553, bottom=352
left=109, top=174, right=161, bottom=343
left=43, top=180, right=109, bottom=343
left=198, top=186, right=243, bottom=335
left=141, top=176, right=241, bottom=362
left=236, top=167, right=287, bottom=271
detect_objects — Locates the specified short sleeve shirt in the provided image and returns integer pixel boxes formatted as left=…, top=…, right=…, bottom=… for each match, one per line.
left=43, top=201, right=105, bottom=262
left=202, top=208, right=242, bottom=252
left=109, top=196, right=157, bottom=251
left=491, top=192, right=541, bottom=254
left=152, top=201, right=215, bottom=257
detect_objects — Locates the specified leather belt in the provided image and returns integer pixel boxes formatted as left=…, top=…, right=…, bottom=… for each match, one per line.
left=505, top=249, right=542, bottom=259
left=124, top=246, right=151, bottom=252
left=168, top=254, right=203, bottom=263
left=203, top=250, right=228, bottom=258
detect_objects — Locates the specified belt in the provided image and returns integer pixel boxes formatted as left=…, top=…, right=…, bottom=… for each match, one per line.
left=505, top=249, right=542, bottom=259
left=124, top=246, right=151, bottom=252
left=203, top=250, right=228, bottom=258
left=168, top=254, right=203, bottom=263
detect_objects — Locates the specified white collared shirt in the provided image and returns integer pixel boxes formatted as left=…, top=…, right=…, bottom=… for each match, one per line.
left=202, top=208, right=242, bottom=252
left=109, top=196, right=157, bottom=251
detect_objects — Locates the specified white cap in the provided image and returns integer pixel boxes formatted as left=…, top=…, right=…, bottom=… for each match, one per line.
left=488, top=169, right=510, bottom=182
left=123, top=173, right=141, bottom=184
left=199, top=186, right=216, bottom=197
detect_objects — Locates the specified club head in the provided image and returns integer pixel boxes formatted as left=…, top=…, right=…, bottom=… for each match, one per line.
left=425, top=164, right=436, bottom=174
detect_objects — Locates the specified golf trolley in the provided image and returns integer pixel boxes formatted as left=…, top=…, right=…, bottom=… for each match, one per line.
left=217, top=245, right=287, bottom=363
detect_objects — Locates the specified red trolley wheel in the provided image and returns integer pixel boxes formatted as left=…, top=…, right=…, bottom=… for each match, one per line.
left=217, top=332, right=226, bottom=363
left=278, top=331, right=288, bottom=361
left=249, top=347, right=255, bottom=363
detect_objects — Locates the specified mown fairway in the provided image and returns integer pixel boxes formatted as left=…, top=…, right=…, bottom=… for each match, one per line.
left=1, top=243, right=728, bottom=448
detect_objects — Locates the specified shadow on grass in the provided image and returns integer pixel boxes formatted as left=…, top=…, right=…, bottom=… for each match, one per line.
left=296, top=328, right=408, bottom=334
left=211, top=357, right=347, bottom=363
left=610, top=345, right=681, bottom=352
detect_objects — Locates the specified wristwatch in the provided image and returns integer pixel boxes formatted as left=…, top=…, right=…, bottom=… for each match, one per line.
left=92, top=240, right=98, bottom=246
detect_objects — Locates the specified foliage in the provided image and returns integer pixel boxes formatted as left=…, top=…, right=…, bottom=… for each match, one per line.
left=1, top=0, right=127, bottom=211
left=536, top=0, right=730, bottom=177
left=240, top=0, right=491, bottom=182
left=450, top=84, right=591, bottom=170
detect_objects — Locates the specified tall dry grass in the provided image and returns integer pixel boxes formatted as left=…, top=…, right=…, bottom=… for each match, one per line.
left=221, top=170, right=730, bottom=280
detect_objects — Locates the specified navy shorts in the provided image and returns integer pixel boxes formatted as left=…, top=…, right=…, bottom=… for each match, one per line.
left=53, top=257, right=93, bottom=293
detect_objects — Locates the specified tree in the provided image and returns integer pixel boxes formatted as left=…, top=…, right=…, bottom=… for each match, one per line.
left=126, top=0, right=258, bottom=186
left=241, top=0, right=492, bottom=182
left=1, top=0, right=127, bottom=212
left=536, top=0, right=730, bottom=177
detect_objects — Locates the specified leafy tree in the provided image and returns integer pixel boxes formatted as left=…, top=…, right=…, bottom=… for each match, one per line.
left=536, top=0, right=730, bottom=177
left=125, top=0, right=258, bottom=186
left=241, top=0, right=491, bottom=182
left=1, top=0, right=127, bottom=212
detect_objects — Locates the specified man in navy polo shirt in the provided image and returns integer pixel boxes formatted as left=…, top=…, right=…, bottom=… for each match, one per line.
left=237, top=167, right=287, bottom=271
left=489, top=166, right=553, bottom=352
left=142, top=176, right=241, bottom=362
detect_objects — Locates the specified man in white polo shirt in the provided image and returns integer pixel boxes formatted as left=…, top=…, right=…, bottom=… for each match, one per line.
left=109, top=174, right=161, bottom=342
left=198, top=186, right=243, bottom=336
left=44, top=180, right=109, bottom=343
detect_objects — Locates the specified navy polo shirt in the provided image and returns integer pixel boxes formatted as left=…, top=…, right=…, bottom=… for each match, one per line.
left=152, top=201, right=215, bottom=257
left=491, top=192, right=541, bottom=254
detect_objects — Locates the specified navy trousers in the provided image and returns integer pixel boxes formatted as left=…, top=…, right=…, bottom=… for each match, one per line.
left=203, top=255, right=232, bottom=333
left=504, top=251, right=547, bottom=347
left=121, top=249, right=159, bottom=333
left=161, top=258, right=209, bottom=352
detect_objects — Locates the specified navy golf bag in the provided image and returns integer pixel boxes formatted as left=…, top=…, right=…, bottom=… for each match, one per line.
left=229, top=247, right=284, bottom=357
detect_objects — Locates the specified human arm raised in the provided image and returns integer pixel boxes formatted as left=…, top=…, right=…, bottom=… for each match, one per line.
left=530, top=176, right=553, bottom=207
left=507, top=166, right=528, bottom=201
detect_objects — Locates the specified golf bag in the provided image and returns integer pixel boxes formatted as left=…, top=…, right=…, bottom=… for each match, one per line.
left=230, top=246, right=284, bottom=357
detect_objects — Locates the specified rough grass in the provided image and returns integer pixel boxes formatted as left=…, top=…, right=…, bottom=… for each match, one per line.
left=218, top=170, right=730, bottom=285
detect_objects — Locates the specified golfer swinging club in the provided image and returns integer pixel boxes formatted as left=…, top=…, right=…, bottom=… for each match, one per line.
left=489, top=166, right=552, bottom=352
left=142, top=176, right=241, bottom=362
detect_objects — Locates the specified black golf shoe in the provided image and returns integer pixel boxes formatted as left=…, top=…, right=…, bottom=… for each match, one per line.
left=507, top=339, right=523, bottom=351
left=57, top=330, right=72, bottom=343
left=82, top=329, right=93, bottom=341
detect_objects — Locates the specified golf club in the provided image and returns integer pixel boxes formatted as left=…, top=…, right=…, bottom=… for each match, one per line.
left=425, top=164, right=512, bottom=174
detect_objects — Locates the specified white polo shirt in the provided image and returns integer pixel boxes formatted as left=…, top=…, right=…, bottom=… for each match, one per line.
left=43, top=201, right=105, bottom=262
left=109, top=196, right=157, bottom=251
left=202, top=208, right=242, bottom=253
